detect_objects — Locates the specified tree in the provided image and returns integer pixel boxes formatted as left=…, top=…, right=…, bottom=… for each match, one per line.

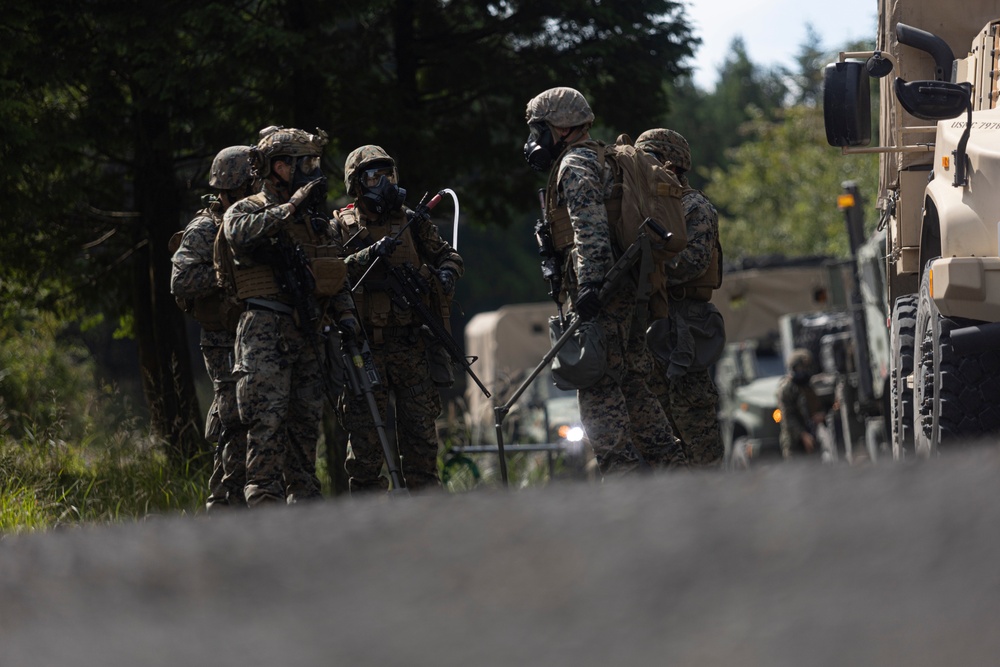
left=0, top=0, right=700, bottom=463
left=705, top=105, right=878, bottom=262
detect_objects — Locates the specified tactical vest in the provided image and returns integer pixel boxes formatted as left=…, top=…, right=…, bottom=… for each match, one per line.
left=667, top=188, right=723, bottom=303
left=169, top=208, right=234, bottom=332
left=544, top=140, right=621, bottom=254
left=229, top=194, right=342, bottom=305
left=333, top=205, right=449, bottom=332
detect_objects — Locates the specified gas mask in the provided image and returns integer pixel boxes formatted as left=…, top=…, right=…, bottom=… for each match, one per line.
left=358, top=164, right=406, bottom=216
left=290, top=155, right=327, bottom=206
left=523, top=121, right=565, bottom=172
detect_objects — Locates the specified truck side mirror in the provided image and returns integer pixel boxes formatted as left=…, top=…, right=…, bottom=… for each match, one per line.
left=823, top=61, right=871, bottom=147
left=893, top=79, right=971, bottom=121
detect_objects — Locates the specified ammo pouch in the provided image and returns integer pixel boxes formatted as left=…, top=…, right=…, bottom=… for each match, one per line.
left=311, top=256, right=347, bottom=297
left=549, top=316, right=607, bottom=391
left=421, top=326, right=456, bottom=388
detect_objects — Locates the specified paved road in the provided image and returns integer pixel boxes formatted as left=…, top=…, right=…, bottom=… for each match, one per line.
left=3, top=445, right=1000, bottom=666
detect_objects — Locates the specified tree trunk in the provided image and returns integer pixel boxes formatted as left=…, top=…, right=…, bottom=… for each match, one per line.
left=133, top=105, right=205, bottom=467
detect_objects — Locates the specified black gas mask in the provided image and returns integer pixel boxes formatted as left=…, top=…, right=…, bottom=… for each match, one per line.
left=290, top=155, right=327, bottom=206
left=358, top=163, right=406, bottom=216
left=523, top=121, right=565, bottom=172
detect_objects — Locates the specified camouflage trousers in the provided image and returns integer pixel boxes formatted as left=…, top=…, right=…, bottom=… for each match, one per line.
left=648, top=362, right=723, bottom=467
left=201, top=333, right=248, bottom=509
left=578, top=288, right=686, bottom=475
left=233, top=309, right=325, bottom=506
left=340, top=328, right=442, bottom=493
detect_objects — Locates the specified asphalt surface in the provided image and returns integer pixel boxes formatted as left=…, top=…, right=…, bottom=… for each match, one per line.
left=3, top=444, right=1000, bottom=666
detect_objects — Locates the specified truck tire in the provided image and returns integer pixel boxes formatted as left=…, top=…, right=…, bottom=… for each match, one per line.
left=889, top=294, right=917, bottom=460
left=912, top=272, right=1000, bottom=456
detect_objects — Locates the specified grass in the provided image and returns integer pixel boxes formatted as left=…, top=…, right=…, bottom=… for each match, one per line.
left=0, top=424, right=210, bottom=535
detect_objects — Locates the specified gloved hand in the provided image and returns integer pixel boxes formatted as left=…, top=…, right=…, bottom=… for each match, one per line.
left=574, top=282, right=601, bottom=322
left=289, top=177, right=327, bottom=210
left=437, top=268, right=457, bottom=296
left=338, top=316, right=361, bottom=343
left=372, top=235, right=402, bottom=259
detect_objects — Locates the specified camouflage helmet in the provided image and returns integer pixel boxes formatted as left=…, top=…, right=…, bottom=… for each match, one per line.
left=208, top=145, right=254, bottom=190
left=525, top=87, right=595, bottom=129
left=635, top=128, right=691, bottom=172
left=251, top=126, right=329, bottom=179
left=344, top=144, right=396, bottom=196
left=788, top=348, right=813, bottom=372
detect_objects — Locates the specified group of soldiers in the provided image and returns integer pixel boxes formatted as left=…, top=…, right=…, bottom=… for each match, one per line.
left=171, top=85, right=729, bottom=509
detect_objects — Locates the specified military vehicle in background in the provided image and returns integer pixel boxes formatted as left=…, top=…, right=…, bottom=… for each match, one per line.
left=712, top=258, right=855, bottom=464
left=460, top=303, right=587, bottom=476
left=824, top=0, right=1000, bottom=457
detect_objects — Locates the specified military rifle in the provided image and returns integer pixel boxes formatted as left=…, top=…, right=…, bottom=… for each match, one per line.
left=534, top=188, right=564, bottom=324
left=383, top=262, right=491, bottom=399
left=491, top=218, right=671, bottom=486
left=341, top=335, right=408, bottom=493
left=266, top=230, right=342, bottom=406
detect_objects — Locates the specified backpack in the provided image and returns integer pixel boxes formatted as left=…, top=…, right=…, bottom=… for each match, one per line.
left=603, top=133, right=687, bottom=259
left=544, top=135, right=688, bottom=319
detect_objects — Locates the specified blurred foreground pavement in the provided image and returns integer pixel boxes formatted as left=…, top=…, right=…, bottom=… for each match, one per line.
left=3, top=445, right=1000, bottom=666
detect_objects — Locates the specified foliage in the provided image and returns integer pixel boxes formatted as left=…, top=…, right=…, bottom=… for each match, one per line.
left=705, top=105, right=879, bottom=262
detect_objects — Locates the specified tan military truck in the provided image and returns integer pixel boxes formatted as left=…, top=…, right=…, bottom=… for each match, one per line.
left=824, top=0, right=1000, bottom=457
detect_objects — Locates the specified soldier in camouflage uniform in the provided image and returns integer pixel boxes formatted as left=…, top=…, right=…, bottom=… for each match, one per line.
left=331, top=145, right=463, bottom=493
left=636, top=129, right=726, bottom=468
left=170, top=145, right=256, bottom=510
left=523, top=87, right=686, bottom=476
left=777, top=348, right=825, bottom=459
left=223, top=126, right=356, bottom=506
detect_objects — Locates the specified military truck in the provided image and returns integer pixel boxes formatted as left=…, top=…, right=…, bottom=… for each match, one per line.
left=824, top=0, right=1000, bottom=457
left=712, top=259, right=853, bottom=464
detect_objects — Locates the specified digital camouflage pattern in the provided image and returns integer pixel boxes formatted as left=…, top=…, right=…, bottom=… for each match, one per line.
left=556, top=145, right=616, bottom=287
left=638, top=128, right=724, bottom=467
left=251, top=126, right=328, bottom=179
left=666, top=189, right=719, bottom=287
left=647, top=365, right=722, bottom=467
left=635, top=128, right=691, bottom=173
left=201, top=344, right=247, bottom=507
left=343, top=144, right=396, bottom=195
left=170, top=206, right=247, bottom=506
left=209, top=145, right=254, bottom=190
left=232, top=309, right=325, bottom=504
left=224, top=180, right=351, bottom=506
left=550, top=140, right=685, bottom=474
left=333, top=160, right=463, bottom=491
left=525, top=87, right=595, bottom=128
left=341, top=331, right=442, bottom=492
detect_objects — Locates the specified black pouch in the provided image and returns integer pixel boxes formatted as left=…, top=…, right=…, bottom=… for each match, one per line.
left=549, top=316, right=607, bottom=391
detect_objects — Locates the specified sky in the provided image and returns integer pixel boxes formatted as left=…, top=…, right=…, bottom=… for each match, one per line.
left=683, top=0, right=879, bottom=90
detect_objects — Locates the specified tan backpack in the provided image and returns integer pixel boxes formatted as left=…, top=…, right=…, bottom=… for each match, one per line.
left=602, top=133, right=687, bottom=259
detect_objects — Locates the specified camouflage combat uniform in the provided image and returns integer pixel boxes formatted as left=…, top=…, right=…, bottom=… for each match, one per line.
left=777, top=373, right=823, bottom=458
left=637, top=129, right=725, bottom=468
left=332, top=145, right=463, bottom=493
left=224, top=179, right=353, bottom=505
left=550, top=144, right=684, bottom=474
left=171, top=202, right=247, bottom=508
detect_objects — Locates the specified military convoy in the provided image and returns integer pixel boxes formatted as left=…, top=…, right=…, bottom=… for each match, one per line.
left=824, top=0, right=1000, bottom=456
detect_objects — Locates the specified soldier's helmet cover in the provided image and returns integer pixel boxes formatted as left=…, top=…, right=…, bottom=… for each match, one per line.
left=251, top=126, right=329, bottom=179
left=635, top=128, right=691, bottom=172
left=525, top=87, right=595, bottom=128
left=209, top=145, right=255, bottom=190
left=788, top=348, right=813, bottom=372
left=343, top=144, right=397, bottom=196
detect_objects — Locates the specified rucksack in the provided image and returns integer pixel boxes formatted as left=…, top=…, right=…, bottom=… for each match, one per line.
left=602, top=133, right=687, bottom=258
left=544, top=135, right=688, bottom=318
